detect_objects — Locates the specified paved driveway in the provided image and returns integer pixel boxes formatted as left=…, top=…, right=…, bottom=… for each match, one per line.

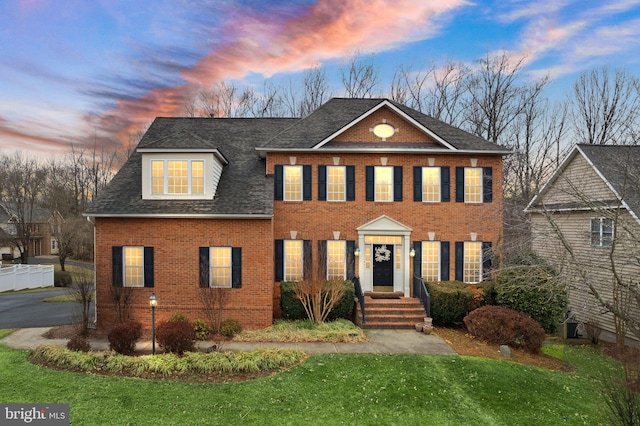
left=0, top=288, right=94, bottom=328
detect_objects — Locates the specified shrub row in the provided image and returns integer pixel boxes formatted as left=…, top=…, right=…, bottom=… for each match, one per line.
left=29, top=345, right=306, bottom=378
left=280, top=280, right=355, bottom=321
left=464, top=305, right=546, bottom=353
left=426, top=281, right=495, bottom=326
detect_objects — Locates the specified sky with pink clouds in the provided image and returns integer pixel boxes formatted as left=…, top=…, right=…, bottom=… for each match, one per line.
left=1, top=0, right=640, bottom=157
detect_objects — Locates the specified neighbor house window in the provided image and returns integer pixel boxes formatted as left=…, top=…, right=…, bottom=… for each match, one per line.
left=151, top=159, right=205, bottom=195
left=209, top=247, right=232, bottom=287
left=284, top=240, right=303, bottom=281
left=327, top=240, right=346, bottom=280
left=421, top=167, right=441, bottom=202
left=375, top=166, right=393, bottom=201
left=591, top=217, right=614, bottom=247
left=463, top=242, right=482, bottom=283
left=327, top=166, right=346, bottom=201
left=284, top=166, right=303, bottom=201
left=421, top=241, right=440, bottom=282
left=123, top=246, right=144, bottom=287
left=464, top=168, right=482, bottom=203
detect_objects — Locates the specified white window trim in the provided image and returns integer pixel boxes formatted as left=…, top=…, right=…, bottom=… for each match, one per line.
left=284, top=240, right=303, bottom=281
left=284, top=165, right=303, bottom=202
left=590, top=217, right=614, bottom=247
left=151, top=159, right=204, bottom=196
left=327, top=240, right=346, bottom=280
left=327, top=166, right=346, bottom=202
left=421, top=241, right=441, bottom=282
left=463, top=241, right=482, bottom=284
left=375, top=166, right=394, bottom=202
left=464, top=167, right=483, bottom=204
left=123, top=246, right=144, bottom=288
left=421, top=167, right=441, bottom=203
left=209, top=246, right=232, bottom=288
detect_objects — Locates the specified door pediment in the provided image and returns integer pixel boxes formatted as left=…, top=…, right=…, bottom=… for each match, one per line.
left=357, top=215, right=412, bottom=234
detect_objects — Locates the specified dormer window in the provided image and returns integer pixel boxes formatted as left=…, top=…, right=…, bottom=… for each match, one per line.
left=151, top=160, right=205, bottom=195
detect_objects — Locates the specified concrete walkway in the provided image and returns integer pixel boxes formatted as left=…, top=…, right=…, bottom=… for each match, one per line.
left=1, top=327, right=457, bottom=355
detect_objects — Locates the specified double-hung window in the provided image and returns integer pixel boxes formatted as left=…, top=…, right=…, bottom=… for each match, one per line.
left=284, top=240, right=303, bottom=281
left=284, top=166, right=303, bottom=201
left=421, top=241, right=440, bottom=282
left=151, top=159, right=205, bottom=195
left=464, top=168, right=482, bottom=203
left=327, top=166, right=346, bottom=201
left=375, top=166, right=394, bottom=201
left=327, top=240, right=346, bottom=280
left=112, top=246, right=154, bottom=288
left=591, top=217, right=614, bottom=247
left=124, top=247, right=144, bottom=287
left=421, top=167, right=441, bottom=202
left=463, top=241, right=482, bottom=283
left=209, top=247, right=232, bottom=287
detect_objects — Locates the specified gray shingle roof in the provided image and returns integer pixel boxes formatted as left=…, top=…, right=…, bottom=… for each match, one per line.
left=578, top=144, right=640, bottom=219
left=85, top=117, right=296, bottom=217
left=260, top=98, right=506, bottom=152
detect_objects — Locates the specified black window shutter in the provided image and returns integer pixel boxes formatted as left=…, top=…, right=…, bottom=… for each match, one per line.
left=441, top=166, right=450, bottom=202
left=318, top=240, right=327, bottom=279
left=303, top=240, right=312, bottom=280
left=393, top=166, right=403, bottom=201
left=303, top=165, right=312, bottom=200
left=413, top=241, right=422, bottom=278
left=455, top=242, right=464, bottom=281
left=483, top=167, right=493, bottom=203
left=199, top=247, right=209, bottom=288
left=365, top=166, right=374, bottom=201
left=112, top=246, right=123, bottom=287
left=455, top=167, right=464, bottom=202
left=232, top=247, right=242, bottom=288
left=346, top=166, right=356, bottom=201
left=274, top=165, right=283, bottom=200
left=482, top=242, right=492, bottom=280
left=143, top=247, right=154, bottom=288
left=275, top=240, right=284, bottom=282
left=413, top=167, right=422, bottom=202
left=318, top=166, right=327, bottom=201
left=441, top=241, right=450, bottom=281
left=346, top=240, right=355, bottom=279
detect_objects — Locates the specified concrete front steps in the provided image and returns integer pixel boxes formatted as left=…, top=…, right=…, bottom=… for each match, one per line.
left=357, top=293, right=427, bottom=329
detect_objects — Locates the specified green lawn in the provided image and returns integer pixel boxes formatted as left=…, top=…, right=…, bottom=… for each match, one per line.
left=0, top=340, right=619, bottom=425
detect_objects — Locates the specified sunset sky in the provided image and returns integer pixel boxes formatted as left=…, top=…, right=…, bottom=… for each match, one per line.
left=1, top=0, right=640, bottom=157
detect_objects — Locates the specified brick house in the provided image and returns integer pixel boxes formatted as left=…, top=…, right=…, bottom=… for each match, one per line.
left=85, top=98, right=509, bottom=332
left=525, top=144, right=640, bottom=344
left=0, top=203, right=61, bottom=261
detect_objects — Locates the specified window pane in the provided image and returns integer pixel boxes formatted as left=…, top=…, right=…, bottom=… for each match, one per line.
left=464, top=242, right=481, bottom=283
left=375, top=167, right=393, bottom=201
left=284, top=166, right=302, bottom=201
left=191, top=161, right=204, bottom=195
left=210, top=247, right=231, bottom=287
left=464, top=168, right=482, bottom=203
left=422, top=167, right=440, bottom=202
left=168, top=161, right=189, bottom=194
left=421, top=241, right=440, bottom=282
left=285, top=240, right=303, bottom=281
left=327, top=166, right=345, bottom=201
left=151, top=160, right=164, bottom=194
left=124, top=247, right=144, bottom=287
left=327, top=240, right=345, bottom=280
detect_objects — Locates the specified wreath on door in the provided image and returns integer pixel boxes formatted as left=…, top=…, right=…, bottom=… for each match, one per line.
left=374, top=244, right=391, bottom=262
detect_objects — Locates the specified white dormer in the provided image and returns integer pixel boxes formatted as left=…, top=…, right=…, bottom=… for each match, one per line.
left=139, top=150, right=227, bottom=200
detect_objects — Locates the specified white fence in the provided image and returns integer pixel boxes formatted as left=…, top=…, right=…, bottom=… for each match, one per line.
left=0, top=264, right=54, bottom=292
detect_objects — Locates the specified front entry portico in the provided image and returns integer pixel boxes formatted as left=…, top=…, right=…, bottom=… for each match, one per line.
left=356, top=215, right=412, bottom=297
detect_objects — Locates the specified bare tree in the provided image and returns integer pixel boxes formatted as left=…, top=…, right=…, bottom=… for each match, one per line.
left=424, top=60, right=469, bottom=127
left=68, top=268, right=95, bottom=336
left=340, top=52, right=380, bottom=98
left=570, top=67, right=640, bottom=146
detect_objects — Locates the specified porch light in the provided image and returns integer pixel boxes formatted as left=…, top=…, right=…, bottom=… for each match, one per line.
left=149, top=293, right=157, bottom=355
left=354, top=247, right=360, bottom=257
left=409, top=248, right=416, bottom=258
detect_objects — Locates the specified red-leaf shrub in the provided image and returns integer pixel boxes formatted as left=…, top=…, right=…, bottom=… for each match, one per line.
left=464, top=305, right=546, bottom=353
left=66, top=335, right=91, bottom=352
left=108, top=320, right=143, bottom=355
left=156, top=319, right=195, bottom=355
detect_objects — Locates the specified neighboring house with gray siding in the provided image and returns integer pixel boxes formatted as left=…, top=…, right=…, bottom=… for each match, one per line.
left=525, top=144, right=640, bottom=344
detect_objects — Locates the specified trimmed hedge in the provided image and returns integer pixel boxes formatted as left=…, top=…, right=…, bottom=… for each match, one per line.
left=426, top=281, right=473, bottom=326
left=280, top=280, right=355, bottom=321
left=464, top=305, right=546, bottom=353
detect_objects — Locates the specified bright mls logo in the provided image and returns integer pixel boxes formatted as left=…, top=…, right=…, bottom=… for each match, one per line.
left=1, top=404, right=69, bottom=425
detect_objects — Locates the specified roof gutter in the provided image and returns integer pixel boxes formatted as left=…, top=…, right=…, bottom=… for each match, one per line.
left=255, top=147, right=512, bottom=158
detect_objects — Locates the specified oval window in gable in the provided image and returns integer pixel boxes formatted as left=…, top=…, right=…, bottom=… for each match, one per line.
left=372, top=123, right=396, bottom=139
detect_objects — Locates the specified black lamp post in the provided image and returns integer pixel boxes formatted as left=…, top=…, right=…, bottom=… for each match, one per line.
left=149, top=293, right=157, bottom=355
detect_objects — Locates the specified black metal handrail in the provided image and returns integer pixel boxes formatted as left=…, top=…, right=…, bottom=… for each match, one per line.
left=413, top=275, right=431, bottom=318
left=352, top=276, right=365, bottom=325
